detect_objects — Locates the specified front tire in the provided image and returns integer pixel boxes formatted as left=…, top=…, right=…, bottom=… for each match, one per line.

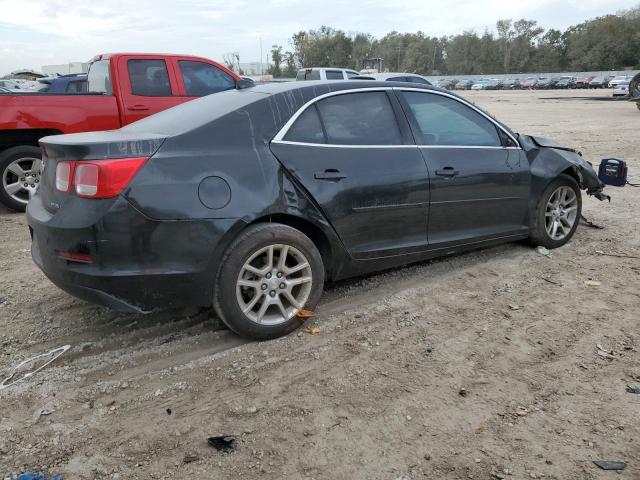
left=0, top=146, right=42, bottom=212
left=214, top=223, right=325, bottom=340
left=529, top=174, right=582, bottom=249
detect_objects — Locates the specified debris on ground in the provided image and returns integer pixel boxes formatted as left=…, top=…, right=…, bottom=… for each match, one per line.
left=535, top=246, right=551, bottom=257
left=183, top=453, right=200, bottom=464
left=584, top=280, right=601, bottom=287
left=305, top=326, right=321, bottom=335
left=296, top=309, right=315, bottom=319
left=208, top=435, right=237, bottom=453
left=16, top=472, right=63, bottom=480
left=0, top=345, right=71, bottom=391
left=593, top=460, right=626, bottom=470
left=596, top=344, right=615, bottom=360
left=626, top=385, right=640, bottom=394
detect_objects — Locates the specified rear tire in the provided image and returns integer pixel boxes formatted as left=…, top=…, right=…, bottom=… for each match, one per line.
left=214, top=223, right=325, bottom=340
left=529, top=174, right=582, bottom=249
left=0, top=146, right=42, bottom=212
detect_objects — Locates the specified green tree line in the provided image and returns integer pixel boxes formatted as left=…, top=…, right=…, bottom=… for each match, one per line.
left=268, top=5, right=640, bottom=77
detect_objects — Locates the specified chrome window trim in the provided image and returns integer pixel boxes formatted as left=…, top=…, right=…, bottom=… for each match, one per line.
left=271, top=86, right=521, bottom=149
left=271, top=139, right=520, bottom=150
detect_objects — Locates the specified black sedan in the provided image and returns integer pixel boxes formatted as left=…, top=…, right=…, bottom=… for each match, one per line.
left=27, top=81, right=608, bottom=340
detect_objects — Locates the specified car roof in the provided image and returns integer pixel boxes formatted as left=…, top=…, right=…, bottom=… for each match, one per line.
left=361, top=72, right=428, bottom=80
left=122, top=80, right=514, bottom=140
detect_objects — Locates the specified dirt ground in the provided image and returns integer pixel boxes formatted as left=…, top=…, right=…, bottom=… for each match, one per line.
left=1, top=89, right=639, bottom=480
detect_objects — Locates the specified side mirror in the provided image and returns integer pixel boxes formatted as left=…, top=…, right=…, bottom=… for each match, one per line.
left=236, top=77, right=255, bottom=89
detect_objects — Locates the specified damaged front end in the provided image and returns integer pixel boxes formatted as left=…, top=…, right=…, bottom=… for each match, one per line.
left=519, top=134, right=610, bottom=202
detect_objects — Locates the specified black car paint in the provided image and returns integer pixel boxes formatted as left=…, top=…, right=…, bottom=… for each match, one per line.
left=27, top=81, right=606, bottom=313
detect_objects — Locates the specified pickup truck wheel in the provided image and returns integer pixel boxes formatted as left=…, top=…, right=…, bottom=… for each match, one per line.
left=0, top=146, right=43, bottom=212
left=529, top=174, right=582, bottom=249
left=214, top=223, right=325, bottom=340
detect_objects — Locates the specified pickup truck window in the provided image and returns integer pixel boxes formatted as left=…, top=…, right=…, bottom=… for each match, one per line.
left=66, top=80, right=88, bottom=93
left=178, top=61, right=235, bottom=96
left=127, top=59, right=172, bottom=97
left=87, top=60, right=112, bottom=94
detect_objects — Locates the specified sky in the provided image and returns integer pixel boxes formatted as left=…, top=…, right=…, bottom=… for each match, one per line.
left=0, top=0, right=637, bottom=73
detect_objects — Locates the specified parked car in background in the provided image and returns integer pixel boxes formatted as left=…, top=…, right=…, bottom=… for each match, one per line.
left=522, top=77, right=538, bottom=89
left=502, top=78, right=521, bottom=89
left=471, top=78, right=491, bottom=90
left=609, top=75, right=632, bottom=88
left=537, top=77, right=553, bottom=89
left=296, top=68, right=361, bottom=81
left=37, top=74, right=88, bottom=93
left=0, top=87, right=11, bottom=93
left=0, top=52, right=241, bottom=211
left=27, top=80, right=608, bottom=340
left=575, top=76, right=594, bottom=89
left=587, top=76, right=606, bottom=88
left=454, top=79, right=474, bottom=90
left=0, top=80, right=23, bottom=92
left=613, top=81, right=629, bottom=97
left=555, top=78, right=575, bottom=89
left=435, top=78, right=457, bottom=89
left=351, top=72, right=432, bottom=85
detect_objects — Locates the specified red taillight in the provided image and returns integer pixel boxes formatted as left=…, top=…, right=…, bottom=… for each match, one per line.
left=58, top=251, right=92, bottom=263
left=55, top=161, right=73, bottom=192
left=55, top=157, right=147, bottom=199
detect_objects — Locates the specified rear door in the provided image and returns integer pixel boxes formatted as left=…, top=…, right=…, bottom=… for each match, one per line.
left=116, top=56, right=183, bottom=125
left=270, top=90, right=430, bottom=259
left=397, top=89, right=530, bottom=248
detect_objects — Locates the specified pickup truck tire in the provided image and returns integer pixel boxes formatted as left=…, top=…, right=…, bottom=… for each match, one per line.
left=0, top=146, right=42, bottom=212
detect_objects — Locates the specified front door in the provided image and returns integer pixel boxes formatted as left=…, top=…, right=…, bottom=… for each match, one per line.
left=270, top=90, right=430, bottom=259
left=397, top=90, right=530, bottom=248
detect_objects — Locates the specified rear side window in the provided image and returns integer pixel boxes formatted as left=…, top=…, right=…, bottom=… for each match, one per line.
left=87, top=60, right=112, bottom=94
left=296, top=69, right=321, bottom=81
left=388, top=76, right=408, bottom=82
left=66, top=80, right=87, bottom=93
left=316, top=92, right=402, bottom=145
left=127, top=59, right=172, bottom=96
left=284, top=105, right=325, bottom=144
left=325, top=70, right=344, bottom=80
left=179, top=61, right=235, bottom=96
left=346, top=70, right=360, bottom=78
left=402, top=91, right=501, bottom=146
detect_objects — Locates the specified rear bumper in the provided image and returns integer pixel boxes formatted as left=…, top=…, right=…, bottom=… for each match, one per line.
left=27, top=193, right=239, bottom=313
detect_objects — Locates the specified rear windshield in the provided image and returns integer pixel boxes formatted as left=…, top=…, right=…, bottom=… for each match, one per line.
left=87, top=60, right=112, bottom=94
left=296, top=69, right=321, bottom=81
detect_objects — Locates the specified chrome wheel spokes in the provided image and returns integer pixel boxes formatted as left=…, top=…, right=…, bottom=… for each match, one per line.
left=545, top=186, right=578, bottom=241
left=2, top=157, right=42, bottom=204
left=236, top=244, right=312, bottom=325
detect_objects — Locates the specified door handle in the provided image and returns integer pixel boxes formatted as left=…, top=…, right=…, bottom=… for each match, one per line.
left=314, top=169, right=347, bottom=181
left=435, top=167, right=459, bottom=177
left=128, top=105, right=150, bottom=111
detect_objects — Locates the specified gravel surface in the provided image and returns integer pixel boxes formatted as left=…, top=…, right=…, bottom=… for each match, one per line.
left=1, top=89, right=639, bottom=479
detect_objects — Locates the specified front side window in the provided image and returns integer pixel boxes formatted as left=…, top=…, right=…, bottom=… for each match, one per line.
left=128, top=59, right=172, bottom=96
left=296, top=69, right=321, bottom=80
left=402, top=91, right=501, bottom=146
left=316, top=92, right=402, bottom=145
left=87, top=60, right=112, bottom=94
left=325, top=70, right=344, bottom=80
left=179, top=61, right=235, bottom=96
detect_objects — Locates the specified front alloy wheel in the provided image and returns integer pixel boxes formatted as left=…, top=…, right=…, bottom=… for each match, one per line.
left=215, top=223, right=324, bottom=340
left=544, top=186, right=578, bottom=241
left=529, top=174, right=582, bottom=249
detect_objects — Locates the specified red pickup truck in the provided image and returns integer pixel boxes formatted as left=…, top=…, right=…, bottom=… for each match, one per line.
left=0, top=53, right=241, bottom=211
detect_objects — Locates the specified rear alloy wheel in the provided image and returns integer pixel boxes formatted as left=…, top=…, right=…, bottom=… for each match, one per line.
left=214, top=223, right=324, bottom=340
left=529, top=174, right=582, bottom=249
left=0, top=146, right=43, bottom=212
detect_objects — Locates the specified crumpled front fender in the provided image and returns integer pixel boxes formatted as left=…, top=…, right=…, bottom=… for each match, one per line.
left=520, top=134, right=609, bottom=201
